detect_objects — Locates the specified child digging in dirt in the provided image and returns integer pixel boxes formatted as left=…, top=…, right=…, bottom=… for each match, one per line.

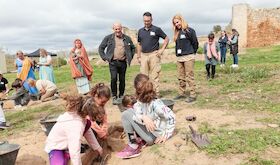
left=116, top=73, right=176, bottom=159
left=9, top=78, right=30, bottom=108
left=122, top=95, right=137, bottom=111
left=88, top=83, right=111, bottom=139
left=45, top=95, right=103, bottom=165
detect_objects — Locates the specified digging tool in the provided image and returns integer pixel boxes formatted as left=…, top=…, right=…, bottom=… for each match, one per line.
left=189, top=125, right=211, bottom=149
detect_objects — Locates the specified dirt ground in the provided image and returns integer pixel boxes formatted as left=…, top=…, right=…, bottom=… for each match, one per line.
left=4, top=97, right=278, bottom=165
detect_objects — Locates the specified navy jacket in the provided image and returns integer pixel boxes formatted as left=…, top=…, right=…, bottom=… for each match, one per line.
left=175, top=27, right=199, bottom=56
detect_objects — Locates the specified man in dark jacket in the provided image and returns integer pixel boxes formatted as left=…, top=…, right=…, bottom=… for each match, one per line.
left=99, top=23, right=135, bottom=104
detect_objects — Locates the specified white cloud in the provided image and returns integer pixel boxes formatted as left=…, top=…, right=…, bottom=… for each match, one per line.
left=0, top=0, right=279, bottom=53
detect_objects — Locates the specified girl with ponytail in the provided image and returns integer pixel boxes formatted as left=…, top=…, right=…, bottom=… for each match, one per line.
left=116, top=73, right=176, bottom=159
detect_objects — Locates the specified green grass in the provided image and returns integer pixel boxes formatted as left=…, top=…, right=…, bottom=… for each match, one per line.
left=206, top=128, right=280, bottom=155
left=241, top=156, right=276, bottom=165
left=192, top=46, right=280, bottom=112
left=1, top=105, right=64, bottom=138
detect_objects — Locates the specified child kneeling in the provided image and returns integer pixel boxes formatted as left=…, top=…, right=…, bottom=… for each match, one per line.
left=45, top=95, right=103, bottom=165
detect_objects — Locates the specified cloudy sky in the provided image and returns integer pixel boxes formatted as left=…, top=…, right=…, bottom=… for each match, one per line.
left=0, top=0, right=279, bottom=53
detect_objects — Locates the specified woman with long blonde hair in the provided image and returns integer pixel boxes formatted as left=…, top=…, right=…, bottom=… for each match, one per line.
left=172, top=14, right=199, bottom=103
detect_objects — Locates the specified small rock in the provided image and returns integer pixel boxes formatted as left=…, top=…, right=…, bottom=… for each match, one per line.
left=174, top=141, right=182, bottom=151
left=268, top=124, right=279, bottom=128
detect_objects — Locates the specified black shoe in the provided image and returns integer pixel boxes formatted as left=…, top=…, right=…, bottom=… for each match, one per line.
left=185, top=97, right=196, bottom=103
left=173, top=95, right=186, bottom=100
left=112, top=96, right=118, bottom=105
left=0, top=122, right=9, bottom=129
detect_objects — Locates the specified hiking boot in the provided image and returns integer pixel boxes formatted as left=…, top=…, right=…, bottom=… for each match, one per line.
left=185, top=97, right=196, bottom=103
left=112, top=96, right=118, bottom=105
left=116, top=145, right=141, bottom=159
left=173, top=95, right=186, bottom=100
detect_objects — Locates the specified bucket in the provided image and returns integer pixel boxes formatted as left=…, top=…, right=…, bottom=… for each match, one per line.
left=0, top=141, right=20, bottom=165
left=39, top=114, right=59, bottom=136
left=162, top=99, right=175, bottom=110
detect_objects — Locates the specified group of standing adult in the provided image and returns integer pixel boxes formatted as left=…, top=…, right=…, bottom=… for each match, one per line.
left=67, top=12, right=239, bottom=104
left=97, top=12, right=199, bottom=103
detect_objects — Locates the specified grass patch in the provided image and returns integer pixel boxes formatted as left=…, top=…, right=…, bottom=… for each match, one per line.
left=1, top=105, right=64, bottom=138
left=242, top=156, right=275, bottom=165
left=206, top=129, right=280, bottom=155
left=240, top=67, right=270, bottom=83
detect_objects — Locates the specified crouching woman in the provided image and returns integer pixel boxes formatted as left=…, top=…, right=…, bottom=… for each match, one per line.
left=45, top=95, right=103, bottom=165
left=117, top=73, right=176, bottom=159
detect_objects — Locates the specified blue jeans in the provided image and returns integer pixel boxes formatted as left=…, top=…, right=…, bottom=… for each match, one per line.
left=233, top=54, right=238, bottom=64
left=220, top=47, right=227, bottom=64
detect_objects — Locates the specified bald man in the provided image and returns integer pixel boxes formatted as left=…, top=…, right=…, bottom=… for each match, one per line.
left=99, top=23, right=135, bottom=104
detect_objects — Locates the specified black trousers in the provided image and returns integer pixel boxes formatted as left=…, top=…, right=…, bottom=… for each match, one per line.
left=109, top=60, right=127, bottom=97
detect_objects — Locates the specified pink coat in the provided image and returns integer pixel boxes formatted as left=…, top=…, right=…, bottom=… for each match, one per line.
left=45, top=112, right=101, bottom=165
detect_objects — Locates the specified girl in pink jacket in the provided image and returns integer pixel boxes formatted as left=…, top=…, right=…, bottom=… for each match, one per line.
left=45, top=95, right=103, bottom=165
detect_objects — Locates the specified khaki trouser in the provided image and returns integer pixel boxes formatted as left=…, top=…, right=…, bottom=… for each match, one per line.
left=177, top=59, right=196, bottom=98
left=41, top=89, right=57, bottom=102
left=140, top=50, right=161, bottom=94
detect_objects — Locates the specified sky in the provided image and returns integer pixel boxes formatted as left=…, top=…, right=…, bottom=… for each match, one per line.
left=0, top=0, right=279, bottom=54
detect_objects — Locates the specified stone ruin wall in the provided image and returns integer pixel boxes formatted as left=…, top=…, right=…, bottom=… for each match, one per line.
left=247, top=7, right=280, bottom=47
left=232, top=4, right=280, bottom=48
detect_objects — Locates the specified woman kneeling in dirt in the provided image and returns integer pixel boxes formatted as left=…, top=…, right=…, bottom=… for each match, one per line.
left=45, top=95, right=103, bottom=165
left=116, top=74, right=176, bottom=159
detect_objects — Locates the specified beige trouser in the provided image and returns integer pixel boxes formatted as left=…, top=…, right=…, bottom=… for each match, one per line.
left=177, top=59, right=196, bottom=98
left=41, top=89, right=57, bottom=102
left=140, top=50, right=161, bottom=94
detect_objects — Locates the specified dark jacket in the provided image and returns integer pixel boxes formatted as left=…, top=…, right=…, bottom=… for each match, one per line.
left=98, top=33, right=135, bottom=65
left=9, top=87, right=30, bottom=106
left=175, top=27, right=199, bottom=56
left=218, top=36, right=228, bottom=48
left=230, top=35, right=238, bottom=55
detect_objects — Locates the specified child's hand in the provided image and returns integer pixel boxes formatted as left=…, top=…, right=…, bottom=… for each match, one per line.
left=97, top=147, right=103, bottom=156
left=154, top=135, right=167, bottom=144
left=142, top=115, right=156, bottom=132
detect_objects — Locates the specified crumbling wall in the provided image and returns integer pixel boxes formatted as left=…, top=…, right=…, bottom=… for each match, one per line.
left=232, top=4, right=280, bottom=48
left=247, top=7, right=280, bottom=47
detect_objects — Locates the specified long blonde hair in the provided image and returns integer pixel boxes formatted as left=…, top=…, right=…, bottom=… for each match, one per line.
left=172, top=14, right=188, bottom=41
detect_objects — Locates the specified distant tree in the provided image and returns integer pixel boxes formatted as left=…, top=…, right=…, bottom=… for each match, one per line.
left=213, top=25, right=222, bottom=33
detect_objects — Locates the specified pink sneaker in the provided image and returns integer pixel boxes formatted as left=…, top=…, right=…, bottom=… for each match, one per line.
left=136, top=138, right=147, bottom=149
left=116, top=145, right=141, bottom=159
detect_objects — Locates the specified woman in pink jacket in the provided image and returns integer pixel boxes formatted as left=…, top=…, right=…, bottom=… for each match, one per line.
left=45, top=95, right=103, bottom=165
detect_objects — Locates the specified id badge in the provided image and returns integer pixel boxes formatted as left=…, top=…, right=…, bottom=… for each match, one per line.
left=150, top=31, right=155, bottom=36
left=177, top=49, right=182, bottom=54
left=180, top=34, right=186, bottom=39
